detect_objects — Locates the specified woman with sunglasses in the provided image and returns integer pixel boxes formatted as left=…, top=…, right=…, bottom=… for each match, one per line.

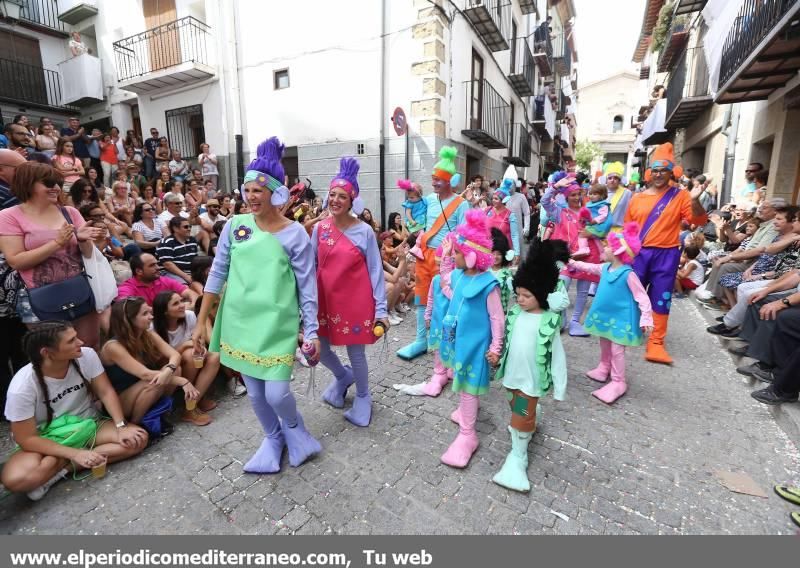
left=131, top=202, right=168, bottom=252
left=0, top=163, right=103, bottom=347
left=138, top=184, right=162, bottom=215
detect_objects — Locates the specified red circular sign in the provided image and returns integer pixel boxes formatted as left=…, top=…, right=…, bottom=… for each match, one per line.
left=392, top=107, right=407, bottom=136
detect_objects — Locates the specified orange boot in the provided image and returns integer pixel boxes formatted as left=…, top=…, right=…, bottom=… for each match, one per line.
left=645, top=313, right=673, bottom=365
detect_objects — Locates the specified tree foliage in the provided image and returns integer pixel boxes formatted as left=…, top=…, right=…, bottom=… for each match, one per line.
left=575, top=139, right=603, bottom=171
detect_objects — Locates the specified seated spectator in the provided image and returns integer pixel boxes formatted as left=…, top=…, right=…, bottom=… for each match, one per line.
left=387, top=211, right=409, bottom=246
left=123, top=145, right=143, bottom=170
left=219, top=194, right=233, bottom=218
left=209, top=220, right=225, bottom=256
left=0, top=162, right=102, bottom=348
left=380, top=231, right=400, bottom=266
left=204, top=180, right=217, bottom=200
left=163, top=180, right=185, bottom=207
left=154, top=169, right=171, bottom=197
left=100, top=297, right=198, bottom=426
left=753, top=170, right=768, bottom=206
left=34, top=123, right=59, bottom=158
left=360, top=208, right=380, bottom=234
left=125, top=163, right=147, bottom=192
left=155, top=138, right=170, bottom=173
left=132, top=202, right=168, bottom=252
left=196, top=199, right=223, bottom=252
left=157, top=193, right=189, bottom=226
left=106, top=181, right=136, bottom=227
left=79, top=202, right=137, bottom=261
left=168, top=150, right=189, bottom=182
left=138, top=184, right=162, bottom=214
left=116, top=252, right=197, bottom=305
left=152, top=290, right=220, bottom=425
left=86, top=166, right=106, bottom=196
left=190, top=255, right=213, bottom=296
left=674, top=245, right=704, bottom=297
left=156, top=217, right=199, bottom=285
left=233, top=200, right=250, bottom=215
left=184, top=178, right=206, bottom=211
left=1, top=321, right=148, bottom=499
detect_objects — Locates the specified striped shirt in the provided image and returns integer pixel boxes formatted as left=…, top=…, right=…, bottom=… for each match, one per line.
left=155, top=236, right=198, bottom=276
left=132, top=219, right=165, bottom=242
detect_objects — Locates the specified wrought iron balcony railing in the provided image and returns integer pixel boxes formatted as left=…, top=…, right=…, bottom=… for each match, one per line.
left=507, top=123, right=532, bottom=167
left=20, top=0, right=67, bottom=33
left=0, top=57, right=76, bottom=111
left=462, top=79, right=510, bottom=149
left=508, top=36, right=535, bottom=98
left=665, top=46, right=712, bottom=130
left=112, top=16, right=210, bottom=82
left=551, top=32, right=571, bottom=75
left=463, top=0, right=511, bottom=52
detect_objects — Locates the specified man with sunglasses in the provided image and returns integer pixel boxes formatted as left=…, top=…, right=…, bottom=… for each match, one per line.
left=624, top=143, right=707, bottom=365
left=735, top=162, right=764, bottom=207
left=155, top=217, right=199, bottom=285
left=144, top=128, right=160, bottom=179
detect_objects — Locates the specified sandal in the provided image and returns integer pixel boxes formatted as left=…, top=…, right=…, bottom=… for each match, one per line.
left=774, top=485, right=800, bottom=506
left=792, top=512, right=800, bottom=528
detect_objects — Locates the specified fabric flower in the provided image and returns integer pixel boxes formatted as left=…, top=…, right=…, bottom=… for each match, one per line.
left=234, top=225, right=252, bottom=242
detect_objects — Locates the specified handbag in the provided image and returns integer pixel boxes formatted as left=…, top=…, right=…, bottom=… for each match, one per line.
left=84, top=245, right=117, bottom=311
left=27, top=208, right=96, bottom=321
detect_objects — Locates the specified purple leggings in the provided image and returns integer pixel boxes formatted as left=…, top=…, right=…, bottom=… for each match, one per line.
left=632, top=246, right=681, bottom=315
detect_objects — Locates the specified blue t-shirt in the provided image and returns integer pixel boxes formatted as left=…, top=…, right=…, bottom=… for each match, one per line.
left=60, top=128, right=90, bottom=158
left=424, top=194, right=470, bottom=249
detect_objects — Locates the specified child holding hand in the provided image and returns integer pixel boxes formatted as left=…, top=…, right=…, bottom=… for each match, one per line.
left=574, top=184, right=612, bottom=258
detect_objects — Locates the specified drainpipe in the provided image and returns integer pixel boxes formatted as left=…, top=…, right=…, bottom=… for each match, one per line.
left=228, top=0, right=244, bottom=188
left=378, top=0, right=387, bottom=229
left=720, top=104, right=739, bottom=206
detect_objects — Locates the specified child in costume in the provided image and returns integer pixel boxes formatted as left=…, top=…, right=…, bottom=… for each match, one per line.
left=570, top=223, right=653, bottom=404
left=484, top=179, right=521, bottom=258
left=315, top=158, right=389, bottom=427
left=194, top=137, right=322, bottom=473
left=574, top=184, right=612, bottom=258
left=438, top=210, right=504, bottom=468
left=396, top=146, right=469, bottom=361
left=492, top=240, right=570, bottom=492
left=541, top=172, right=603, bottom=337
left=398, top=179, right=427, bottom=234
left=602, top=162, right=633, bottom=230
left=490, top=227, right=515, bottom=313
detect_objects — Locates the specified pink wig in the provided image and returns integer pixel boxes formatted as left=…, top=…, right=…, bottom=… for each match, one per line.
left=397, top=179, right=422, bottom=196
left=607, top=222, right=642, bottom=265
left=454, top=209, right=494, bottom=271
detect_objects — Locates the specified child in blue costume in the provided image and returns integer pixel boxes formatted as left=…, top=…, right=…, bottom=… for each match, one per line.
left=574, top=184, right=612, bottom=258
left=398, top=179, right=427, bottom=234
left=570, top=222, right=654, bottom=404
left=438, top=210, right=505, bottom=468
left=492, top=239, right=570, bottom=492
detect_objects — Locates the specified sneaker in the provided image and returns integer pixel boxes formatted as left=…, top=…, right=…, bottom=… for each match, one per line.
left=715, top=316, right=725, bottom=322
left=388, top=314, right=403, bottom=326
left=398, top=303, right=411, bottom=313
left=736, top=361, right=774, bottom=382
left=160, top=417, right=176, bottom=436
left=727, top=343, right=749, bottom=357
left=751, top=386, right=798, bottom=405
left=228, top=377, right=247, bottom=397
left=295, top=347, right=310, bottom=368
left=706, top=322, right=738, bottom=337
left=698, top=296, right=720, bottom=306
left=181, top=408, right=212, bottom=426
left=27, top=468, right=68, bottom=501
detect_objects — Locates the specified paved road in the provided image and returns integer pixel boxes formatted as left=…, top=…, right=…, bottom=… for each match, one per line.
left=1, top=297, right=798, bottom=535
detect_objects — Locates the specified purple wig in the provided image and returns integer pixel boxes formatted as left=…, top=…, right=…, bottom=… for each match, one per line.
left=247, top=137, right=285, bottom=182
left=332, top=157, right=360, bottom=197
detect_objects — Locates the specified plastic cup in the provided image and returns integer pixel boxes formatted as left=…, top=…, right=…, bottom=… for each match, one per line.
left=193, top=353, right=204, bottom=369
left=185, top=399, right=197, bottom=411
left=91, top=461, right=107, bottom=479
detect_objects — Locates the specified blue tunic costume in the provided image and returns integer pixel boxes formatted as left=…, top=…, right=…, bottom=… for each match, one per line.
left=583, top=263, right=644, bottom=347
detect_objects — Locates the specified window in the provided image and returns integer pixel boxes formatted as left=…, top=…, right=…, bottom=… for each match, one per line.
left=165, top=105, right=205, bottom=159
left=469, top=50, right=484, bottom=128
left=274, top=69, right=290, bottom=90
left=357, top=143, right=365, bottom=155
left=612, top=115, right=623, bottom=133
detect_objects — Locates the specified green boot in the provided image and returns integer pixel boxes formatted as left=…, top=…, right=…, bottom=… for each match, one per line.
left=492, top=426, right=532, bottom=492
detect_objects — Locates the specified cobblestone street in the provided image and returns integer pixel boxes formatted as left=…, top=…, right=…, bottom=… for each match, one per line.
left=1, top=297, right=798, bottom=535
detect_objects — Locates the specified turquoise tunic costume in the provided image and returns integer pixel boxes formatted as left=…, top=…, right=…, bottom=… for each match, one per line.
left=583, top=263, right=644, bottom=347
left=490, top=267, right=514, bottom=313
left=427, top=275, right=449, bottom=351
left=209, top=215, right=300, bottom=380
left=439, top=270, right=499, bottom=396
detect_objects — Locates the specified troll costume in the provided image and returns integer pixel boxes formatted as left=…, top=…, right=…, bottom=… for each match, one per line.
left=206, top=137, right=321, bottom=472
left=314, top=158, right=388, bottom=427
left=485, top=167, right=521, bottom=257
left=396, top=146, right=469, bottom=361
left=541, top=172, right=602, bottom=337
left=571, top=223, right=653, bottom=404
left=493, top=240, right=570, bottom=492
left=438, top=210, right=504, bottom=468
left=489, top=227, right=515, bottom=313
left=603, top=161, right=633, bottom=229
left=624, top=143, right=707, bottom=364
left=398, top=179, right=427, bottom=234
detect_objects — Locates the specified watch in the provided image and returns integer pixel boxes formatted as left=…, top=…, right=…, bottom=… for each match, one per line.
left=115, top=420, right=127, bottom=429
left=782, top=298, right=792, bottom=307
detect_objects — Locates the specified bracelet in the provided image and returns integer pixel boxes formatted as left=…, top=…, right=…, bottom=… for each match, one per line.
left=164, top=363, right=177, bottom=372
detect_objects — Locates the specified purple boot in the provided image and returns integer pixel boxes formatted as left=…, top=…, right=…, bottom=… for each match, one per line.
left=243, top=431, right=285, bottom=473
left=344, top=393, right=372, bottom=427
left=283, top=415, right=322, bottom=467
left=321, top=365, right=354, bottom=408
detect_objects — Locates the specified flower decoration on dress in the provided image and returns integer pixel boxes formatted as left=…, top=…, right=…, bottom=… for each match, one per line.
left=234, top=225, right=252, bottom=242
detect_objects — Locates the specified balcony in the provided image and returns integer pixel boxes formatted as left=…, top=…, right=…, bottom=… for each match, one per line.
left=716, top=0, right=800, bottom=104
left=532, top=94, right=555, bottom=141
left=532, top=28, right=553, bottom=76
left=57, top=0, right=98, bottom=25
left=657, top=21, right=689, bottom=72
left=0, top=57, right=77, bottom=112
left=462, top=79, right=510, bottom=149
left=508, top=36, right=535, bottom=98
left=665, top=47, right=712, bottom=130
left=506, top=123, right=532, bottom=167
left=551, top=32, right=571, bottom=76
left=674, top=0, right=708, bottom=16
left=113, top=16, right=213, bottom=94
left=641, top=98, right=669, bottom=146
left=58, top=53, right=104, bottom=106
left=17, top=0, right=67, bottom=34
left=463, top=0, right=511, bottom=52
left=518, top=0, right=537, bottom=15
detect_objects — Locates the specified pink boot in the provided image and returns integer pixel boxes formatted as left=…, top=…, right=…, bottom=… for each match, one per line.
left=571, top=237, right=591, bottom=259
left=409, top=244, right=424, bottom=260
left=586, top=339, right=612, bottom=382
left=450, top=407, right=461, bottom=425
left=421, top=352, right=450, bottom=397
left=592, top=343, right=627, bottom=404
left=441, top=393, right=479, bottom=468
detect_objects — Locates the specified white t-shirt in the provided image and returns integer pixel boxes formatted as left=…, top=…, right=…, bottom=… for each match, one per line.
left=157, top=209, right=189, bottom=226
left=132, top=218, right=165, bottom=242
left=167, top=311, right=197, bottom=348
left=685, top=259, right=705, bottom=286
left=199, top=153, right=219, bottom=176
left=5, top=348, right=103, bottom=426
left=198, top=211, right=223, bottom=227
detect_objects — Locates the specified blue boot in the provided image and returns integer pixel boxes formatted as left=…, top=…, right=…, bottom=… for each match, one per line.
left=321, top=365, right=354, bottom=408
left=243, top=432, right=285, bottom=473
left=344, top=393, right=372, bottom=427
left=283, top=415, right=322, bottom=467
left=396, top=306, right=428, bottom=360
left=569, top=320, right=590, bottom=337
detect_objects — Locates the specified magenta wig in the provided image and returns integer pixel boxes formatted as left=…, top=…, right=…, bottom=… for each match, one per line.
left=397, top=179, right=422, bottom=196
left=607, top=222, right=642, bottom=265
left=454, top=209, right=494, bottom=271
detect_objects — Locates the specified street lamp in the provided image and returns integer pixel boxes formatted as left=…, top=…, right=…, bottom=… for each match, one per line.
left=0, top=0, right=24, bottom=21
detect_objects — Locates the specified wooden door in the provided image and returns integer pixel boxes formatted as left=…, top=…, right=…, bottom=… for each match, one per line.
left=143, top=0, right=180, bottom=73
left=470, top=50, right=484, bottom=129
left=0, top=30, right=47, bottom=106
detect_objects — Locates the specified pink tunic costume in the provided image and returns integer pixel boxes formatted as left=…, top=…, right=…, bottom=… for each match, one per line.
left=548, top=206, right=602, bottom=284
left=316, top=221, right=378, bottom=346
left=485, top=207, right=512, bottom=252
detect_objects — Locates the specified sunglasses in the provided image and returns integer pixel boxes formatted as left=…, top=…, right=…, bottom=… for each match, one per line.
left=745, top=169, right=758, bottom=173
left=179, top=225, right=191, bottom=230
left=142, top=207, right=154, bottom=212
left=41, top=178, right=62, bottom=188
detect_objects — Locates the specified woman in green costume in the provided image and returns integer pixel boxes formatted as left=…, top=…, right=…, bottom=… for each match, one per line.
left=193, top=137, right=322, bottom=473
